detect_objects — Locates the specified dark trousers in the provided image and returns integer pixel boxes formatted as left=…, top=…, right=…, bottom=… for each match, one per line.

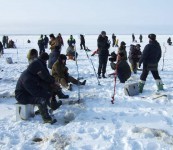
left=80, top=43, right=86, bottom=50
left=130, top=60, right=137, bottom=73
left=39, top=46, right=45, bottom=55
left=140, top=64, right=161, bottom=81
left=98, top=56, right=108, bottom=75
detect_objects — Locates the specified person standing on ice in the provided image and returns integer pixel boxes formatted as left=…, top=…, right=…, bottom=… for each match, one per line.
left=57, top=33, right=64, bottom=51
left=132, top=33, right=135, bottom=42
left=128, top=44, right=142, bottom=74
left=48, top=34, right=61, bottom=69
left=118, top=41, right=127, bottom=61
left=138, top=34, right=164, bottom=93
left=112, top=33, right=116, bottom=47
left=43, top=35, right=49, bottom=49
left=97, top=31, right=110, bottom=78
left=139, top=34, right=143, bottom=43
left=80, top=34, right=86, bottom=50
left=37, top=34, right=45, bottom=55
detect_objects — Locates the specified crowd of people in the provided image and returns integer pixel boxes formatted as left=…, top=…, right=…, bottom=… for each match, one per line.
left=0, top=32, right=165, bottom=124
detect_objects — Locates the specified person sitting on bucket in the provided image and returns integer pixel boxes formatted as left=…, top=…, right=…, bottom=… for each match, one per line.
left=15, top=53, right=69, bottom=124
left=52, top=54, right=86, bottom=91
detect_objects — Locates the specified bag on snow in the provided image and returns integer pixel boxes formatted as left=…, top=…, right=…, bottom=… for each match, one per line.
left=6, top=57, right=13, bottom=64
left=124, top=82, right=139, bottom=96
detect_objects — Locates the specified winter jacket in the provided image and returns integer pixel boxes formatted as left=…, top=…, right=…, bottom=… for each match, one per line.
left=117, top=60, right=131, bottom=83
left=97, top=35, right=110, bottom=56
left=52, top=59, right=68, bottom=82
left=128, top=47, right=142, bottom=62
left=118, top=46, right=127, bottom=60
left=15, top=58, right=54, bottom=103
left=80, top=35, right=85, bottom=44
left=57, top=36, right=64, bottom=46
left=0, top=42, right=3, bottom=50
left=139, top=40, right=161, bottom=65
left=67, top=38, right=76, bottom=47
left=38, top=38, right=44, bottom=47
left=49, top=38, right=60, bottom=52
left=44, top=36, right=49, bottom=45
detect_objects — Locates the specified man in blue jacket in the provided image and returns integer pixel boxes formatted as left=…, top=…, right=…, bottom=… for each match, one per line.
left=138, top=34, right=163, bottom=93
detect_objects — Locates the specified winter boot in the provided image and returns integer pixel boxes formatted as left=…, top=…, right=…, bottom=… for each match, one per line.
left=98, top=74, right=101, bottom=79
left=156, top=79, right=164, bottom=91
left=139, top=80, right=145, bottom=93
left=50, top=95, right=62, bottom=110
left=102, top=74, right=107, bottom=78
left=37, top=99, right=53, bottom=123
left=67, top=83, right=72, bottom=91
left=56, top=90, right=69, bottom=99
left=80, top=80, right=86, bottom=85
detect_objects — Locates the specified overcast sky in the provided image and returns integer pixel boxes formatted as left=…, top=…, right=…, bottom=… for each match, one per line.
left=0, top=0, right=172, bottom=34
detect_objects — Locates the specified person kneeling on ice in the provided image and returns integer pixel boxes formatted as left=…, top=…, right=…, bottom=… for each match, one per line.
left=15, top=53, right=69, bottom=124
left=138, top=34, right=164, bottom=93
left=52, top=54, right=86, bottom=91
left=110, top=52, right=131, bottom=83
left=66, top=43, right=78, bottom=60
left=27, top=49, right=38, bottom=64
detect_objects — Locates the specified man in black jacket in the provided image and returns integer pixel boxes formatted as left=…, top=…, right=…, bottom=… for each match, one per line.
left=138, top=34, right=163, bottom=93
left=97, top=31, right=110, bottom=78
left=80, top=34, right=86, bottom=50
left=15, top=53, right=68, bottom=124
left=110, top=52, right=131, bottom=83
left=38, top=35, right=45, bottom=55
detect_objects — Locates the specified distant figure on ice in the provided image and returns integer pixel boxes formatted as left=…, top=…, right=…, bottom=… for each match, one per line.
left=44, top=35, right=49, bottom=49
left=27, top=39, right=31, bottom=43
left=15, top=53, right=69, bottom=124
left=138, top=34, right=164, bottom=93
left=38, top=34, right=45, bottom=55
left=128, top=44, right=142, bottom=74
left=110, top=52, right=131, bottom=83
left=167, top=37, right=172, bottom=45
left=57, top=33, right=64, bottom=51
left=112, top=33, right=116, bottom=47
left=80, top=34, right=86, bottom=50
left=52, top=54, right=86, bottom=91
left=132, top=33, right=135, bottom=42
left=97, top=31, right=110, bottom=78
left=48, top=34, right=61, bottom=69
left=67, top=35, right=76, bottom=47
left=66, top=35, right=77, bottom=60
left=139, top=34, right=143, bottom=43
left=115, top=39, right=119, bottom=47
left=0, top=41, right=4, bottom=55
left=8, top=39, right=16, bottom=48
left=2, top=36, right=6, bottom=49
left=27, top=49, right=38, bottom=64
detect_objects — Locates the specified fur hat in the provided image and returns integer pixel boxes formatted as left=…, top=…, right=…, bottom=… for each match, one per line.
left=59, top=54, right=67, bottom=60
left=148, top=34, right=156, bottom=40
left=39, top=52, right=49, bottom=61
left=49, top=33, right=55, bottom=38
left=101, top=31, right=106, bottom=35
left=136, top=44, right=141, bottom=47
left=120, top=41, right=126, bottom=46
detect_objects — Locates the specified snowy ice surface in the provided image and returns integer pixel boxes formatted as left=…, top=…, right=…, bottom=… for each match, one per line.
left=0, top=35, right=173, bottom=150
